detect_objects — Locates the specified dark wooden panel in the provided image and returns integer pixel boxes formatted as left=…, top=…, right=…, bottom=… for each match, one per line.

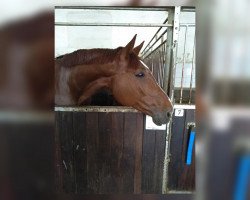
left=98, top=112, right=112, bottom=193
left=57, top=111, right=170, bottom=194
left=110, top=112, right=124, bottom=193
left=122, top=113, right=137, bottom=193
left=59, top=111, right=76, bottom=193
left=141, top=128, right=166, bottom=194
left=153, top=131, right=166, bottom=193
left=142, top=130, right=156, bottom=193
left=73, top=112, right=87, bottom=193
left=56, top=111, right=146, bottom=194
left=168, top=109, right=195, bottom=191
left=86, top=112, right=99, bottom=193
left=55, top=112, right=63, bottom=192
left=134, top=113, right=144, bottom=193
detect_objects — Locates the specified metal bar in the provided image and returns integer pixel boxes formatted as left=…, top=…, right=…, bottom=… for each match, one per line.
left=163, top=13, right=174, bottom=93
left=162, top=6, right=181, bottom=194
left=168, top=5, right=180, bottom=101
left=141, top=28, right=168, bottom=57
left=161, top=45, right=166, bottom=87
left=189, top=35, right=196, bottom=104
left=55, top=6, right=172, bottom=11
left=55, top=22, right=173, bottom=27
left=179, top=25, right=188, bottom=104
left=141, top=17, right=168, bottom=55
left=55, top=106, right=139, bottom=113
left=143, top=40, right=167, bottom=60
left=159, top=48, right=164, bottom=87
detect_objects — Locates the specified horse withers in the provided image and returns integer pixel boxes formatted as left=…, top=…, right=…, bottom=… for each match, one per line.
left=55, top=34, right=173, bottom=125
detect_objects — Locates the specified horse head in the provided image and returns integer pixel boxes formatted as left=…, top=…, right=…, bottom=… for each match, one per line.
left=111, top=35, right=173, bottom=125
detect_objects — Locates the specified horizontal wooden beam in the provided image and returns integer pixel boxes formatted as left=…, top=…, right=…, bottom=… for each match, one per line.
left=55, top=106, right=139, bottom=113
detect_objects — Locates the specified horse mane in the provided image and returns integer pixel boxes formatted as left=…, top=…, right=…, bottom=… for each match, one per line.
left=56, top=47, right=123, bottom=68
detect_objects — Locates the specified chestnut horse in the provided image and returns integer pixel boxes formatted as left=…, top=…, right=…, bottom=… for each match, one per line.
left=55, top=35, right=173, bottom=125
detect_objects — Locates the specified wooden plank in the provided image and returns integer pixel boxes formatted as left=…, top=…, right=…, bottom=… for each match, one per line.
left=98, top=112, right=112, bottom=193
left=141, top=129, right=165, bottom=194
left=134, top=113, right=144, bottom=193
left=58, top=112, right=75, bottom=193
left=168, top=109, right=186, bottom=190
left=86, top=112, right=99, bottom=193
left=110, top=112, right=124, bottom=193
left=55, top=112, right=63, bottom=192
left=153, top=131, right=166, bottom=193
left=73, top=112, right=88, bottom=193
left=122, top=113, right=137, bottom=193
left=142, top=130, right=156, bottom=193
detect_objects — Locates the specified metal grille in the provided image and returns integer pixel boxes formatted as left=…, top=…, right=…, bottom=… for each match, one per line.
left=142, top=16, right=196, bottom=105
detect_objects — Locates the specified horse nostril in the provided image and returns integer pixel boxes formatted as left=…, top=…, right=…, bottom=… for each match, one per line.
left=167, top=112, right=171, bottom=118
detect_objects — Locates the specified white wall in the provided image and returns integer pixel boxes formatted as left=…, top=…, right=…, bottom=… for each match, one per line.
left=55, top=9, right=167, bottom=56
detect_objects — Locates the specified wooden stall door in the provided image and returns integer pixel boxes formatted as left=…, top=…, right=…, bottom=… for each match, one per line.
left=55, top=111, right=144, bottom=194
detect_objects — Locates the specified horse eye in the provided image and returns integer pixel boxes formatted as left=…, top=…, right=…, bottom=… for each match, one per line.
left=135, top=72, right=145, bottom=78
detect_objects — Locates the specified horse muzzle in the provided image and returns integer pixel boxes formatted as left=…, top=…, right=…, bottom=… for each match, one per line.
left=152, top=110, right=173, bottom=126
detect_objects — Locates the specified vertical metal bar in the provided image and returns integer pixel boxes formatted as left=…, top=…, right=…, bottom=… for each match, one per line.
left=174, top=32, right=179, bottom=96
left=163, top=40, right=166, bottom=84
left=158, top=50, right=161, bottom=86
left=162, top=6, right=180, bottom=194
left=179, top=25, right=188, bottom=104
left=162, top=44, right=165, bottom=87
left=151, top=56, right=155, bottom=74
left=160, top=46, right=165, bottom=87
left=159, top=49, right=164, bottom=87
left=163, top=18, right=173, bottom=93
left=167, top=10, right=180, bottom=101
left=189, top=34, right=196, bottom=104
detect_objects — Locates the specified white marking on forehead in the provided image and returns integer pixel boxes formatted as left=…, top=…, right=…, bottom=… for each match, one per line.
left=139, top=60, right=149, bottom=69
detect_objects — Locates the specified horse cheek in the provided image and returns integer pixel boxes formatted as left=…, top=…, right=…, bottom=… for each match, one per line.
left=111, top=76, right=133, bottom=106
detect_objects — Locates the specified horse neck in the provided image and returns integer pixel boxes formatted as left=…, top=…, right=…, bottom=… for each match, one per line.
left=69, top=62, right=116, bottom=90
left=76, top=62, right=116, bottom=77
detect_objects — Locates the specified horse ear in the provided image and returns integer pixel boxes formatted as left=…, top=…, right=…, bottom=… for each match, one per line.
left=133, top=41, right=144, bottom=56
left=121, top=34, right=137, bottom=60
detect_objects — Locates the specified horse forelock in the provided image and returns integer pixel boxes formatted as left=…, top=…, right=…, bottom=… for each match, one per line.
left=57, top=47, right=123, bottom=68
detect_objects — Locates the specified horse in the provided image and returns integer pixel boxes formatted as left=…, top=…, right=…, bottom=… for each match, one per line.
left=55, top=34, right=173, bottom=125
